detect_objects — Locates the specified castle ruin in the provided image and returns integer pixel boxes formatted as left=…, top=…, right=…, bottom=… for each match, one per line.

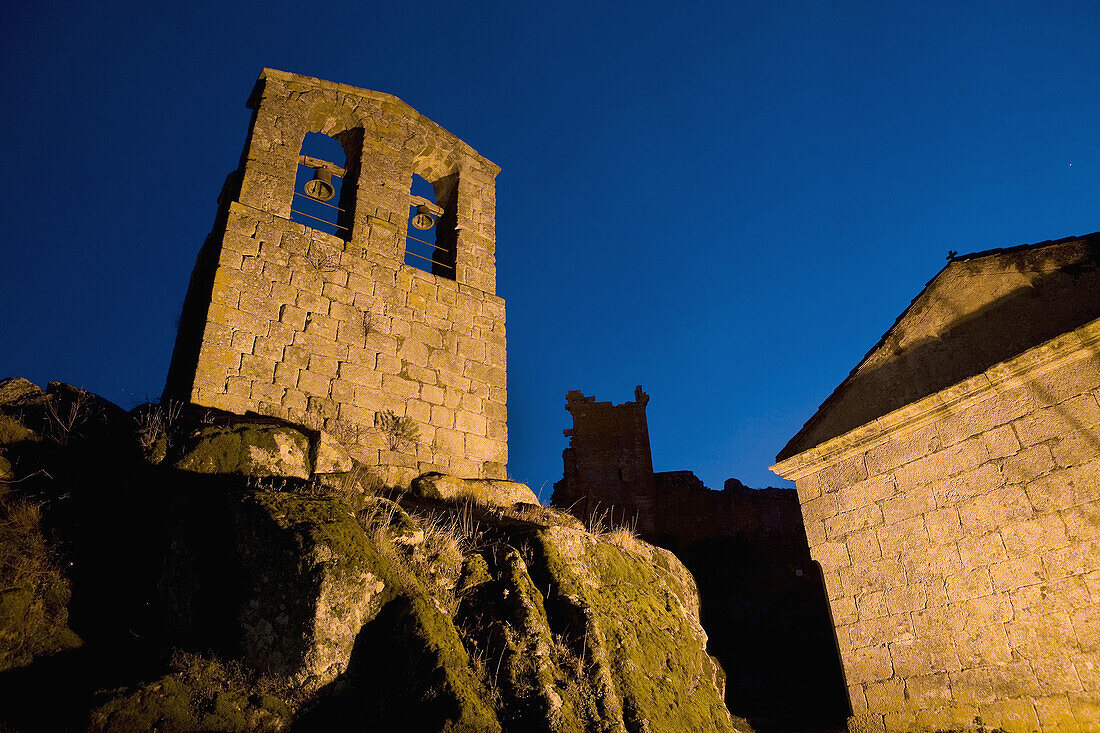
left=553, top=387, right=850, bottom=730
left=165, top=69, right=507, bottom=482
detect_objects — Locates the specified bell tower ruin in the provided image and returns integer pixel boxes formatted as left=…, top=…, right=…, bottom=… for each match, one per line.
left=165, top=69, right=507, bottom=481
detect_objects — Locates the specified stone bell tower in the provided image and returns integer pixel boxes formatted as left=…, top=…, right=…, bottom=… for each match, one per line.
left=165, top=69, right=507, bottom=482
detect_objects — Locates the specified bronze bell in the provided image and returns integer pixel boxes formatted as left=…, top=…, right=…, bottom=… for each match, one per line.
left=303, top=166, right=335, bottom=201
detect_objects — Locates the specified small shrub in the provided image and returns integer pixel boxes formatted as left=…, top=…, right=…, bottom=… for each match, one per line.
left=374, top=410, right=419, bottom=451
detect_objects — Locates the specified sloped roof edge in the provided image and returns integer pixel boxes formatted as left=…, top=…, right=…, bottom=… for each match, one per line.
left=776, top=231, right=1100, bottom=463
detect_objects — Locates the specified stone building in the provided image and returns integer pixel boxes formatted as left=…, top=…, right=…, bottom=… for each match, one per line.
left=553, top=387, right=849, bottom=730
left=165, top=69, right=507, bottom=482
left=772, top=233, right=1100, bottom=732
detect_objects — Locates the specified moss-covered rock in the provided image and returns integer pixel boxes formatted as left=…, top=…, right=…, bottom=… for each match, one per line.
left=0, top=380, right=748, bottom=732
left=88, top=653, right=292, bottom=732
left=174, top=423, right=312, bottom=479
left=412, top=472, right=540, bottom=507
left=0, top=493, right=81, bottom=672
left=518, top=525, right=748, bottom=733
left=312, top=430, right=353, bottom=474
left=0, top=377, right=45, bottom=406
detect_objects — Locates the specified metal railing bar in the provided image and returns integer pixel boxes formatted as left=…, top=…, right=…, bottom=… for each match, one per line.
left=293, top=191, right=345, bottom=212
left=290, top=208, right=349, bottom=231
left=405, top=249, right=454, bottom=270
left=406, top=232, right=451, bottom=253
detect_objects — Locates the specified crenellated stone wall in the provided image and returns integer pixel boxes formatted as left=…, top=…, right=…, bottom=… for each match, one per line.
left=165, top=69, right=507, bottom=483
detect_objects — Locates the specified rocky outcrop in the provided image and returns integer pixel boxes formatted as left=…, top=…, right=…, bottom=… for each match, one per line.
left=412, top=471, right=541, bottom=507
left=0, top=378, right=746, bottom=733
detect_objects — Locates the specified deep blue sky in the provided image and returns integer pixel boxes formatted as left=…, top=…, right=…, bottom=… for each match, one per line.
left=2, top=1, right=1097, bottom=497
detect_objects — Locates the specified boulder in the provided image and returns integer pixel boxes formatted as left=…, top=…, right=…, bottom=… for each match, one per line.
left=411, top=472, right=540, bottom=507
left=174, top=423, right=311, bottom=479
left=313, top=430, right=353, bottom=474
left=0, top=378, right=45, bottom=407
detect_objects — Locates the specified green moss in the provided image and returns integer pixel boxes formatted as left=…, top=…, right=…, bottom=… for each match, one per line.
left=456, top=554, right=491, bottom=594
left=0, top=493, right=81, bottom=672
left=0, top=415, right=37, bottom=446
left=523, top=527, right=743, bottom=733
left=88, top=654, right=293, bottom=733
left=175, top=423, right=310, bottom=478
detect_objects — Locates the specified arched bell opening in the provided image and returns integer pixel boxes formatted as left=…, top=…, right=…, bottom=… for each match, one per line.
left=291, top=132, right=356, bottom=239
left=405, top=172, right=458, bottom=279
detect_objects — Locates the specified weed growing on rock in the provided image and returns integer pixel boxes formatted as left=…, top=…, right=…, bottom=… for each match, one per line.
left=374, top=410, right=419, bottom=451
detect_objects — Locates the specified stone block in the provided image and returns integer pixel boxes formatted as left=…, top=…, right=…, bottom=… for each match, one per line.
left=978, top=697, right=1041, bottom=732
left=856, top=613, right=915, bottom=654
left=840, top=557, right=906, bottom=595
left=801, top=492, right=840, bottom=524
left=1052, top=425, right=1100, bottom=468
left=925, top=507, right=963, bottom=545
left=896, top=439, right=989, bottom=490
left=866, top=424, right=940, bottom=475
left=1045, top=540, right=1100, bottom=583
left=292, top=330, right=348, bottom=360
left=1061, top=499, right=1100, bottom=543
left=420, top=384, right=444, bottom=405
left=811, top=541, right=851, bottom=568
left=826, top=503, right=884, bottom=540
left=945, top=567, right=993, bottom=602
left=1001, top=443, right=1055, bottom=485
left=282, top=345, right=311, bottom=369
left=989, top=552, right=1047, bottom=592
left=1000, top=513, right=1068, bottom=557
left=838, top=473, right=896, bottom=512
left=240, top=354, right=276, bottom=380
left=846, top=643, right=893, bottom=683
left=337, top=360, right=377, bottom=387
left=250, top=381, right=284, bottom=404
left=929, top=462, right=1003, bottom=508
left=904, top=672, right=952, bottom=710
left=208, top=303, right=269, bottom=335
left=1026, top=459, right=1100, bottom=512
left=956, top=531, right=1008, bottom=569
left=329, top=379, right=355, bottom=403
left=949, top=597, right=1013, bottom=667
left=846, top=712, right=886, bottom=733
left=876, top=514, right=927, bottom=558
left=297, top=369, right=331, bottom=397
left=863, top=678, right=905, bottom=714
left=381, top=373, right=419, bottom=400
left=1034, top=694, right=1083, bottom=732
left=880, top=485, right=936, bottom=525
left=1015, top=394, right=1100, bottom=447
left=434, top=427, right=464, bottom=454
left=957, top=483, right=1034, bottom=535
left=855, top=590, right=888, bottom=620
left=454, top=411, right=487, bottom=437
left=405, top=399, right=431, bottom=424
left=321, top=280, right=354, bottom=305
left=273, top=362, right=300, bottom=388
left=308, top=353, right=339, bottom=378
left=847, top=527, right=883, bottom=564
left=980, top=423, right=1021, bottom=460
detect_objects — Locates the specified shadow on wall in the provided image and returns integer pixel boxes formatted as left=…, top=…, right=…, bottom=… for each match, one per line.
left=647, top=477, right=851, bottom=732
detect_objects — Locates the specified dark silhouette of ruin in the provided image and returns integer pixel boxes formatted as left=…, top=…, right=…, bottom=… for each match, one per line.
left=553, top=387, right=850, bottom=732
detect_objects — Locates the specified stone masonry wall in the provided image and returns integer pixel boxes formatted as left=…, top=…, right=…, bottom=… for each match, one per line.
left=165, top=70, right=506, bottom=482
left=785, top=334, right=1100, bottom=732
left=556, top=386, right=657, bottom=534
